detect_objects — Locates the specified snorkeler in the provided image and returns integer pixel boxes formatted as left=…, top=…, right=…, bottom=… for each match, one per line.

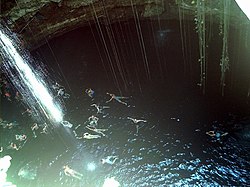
left=77, top=132, right=101, bottom=140
left=85, top=88, right=95, bottom=98
left=85, top=125, right=108, bottom=136
left=101, top=156, right=118, bottom=165
left=63, top=165, right=83, bottom=180
left=127, top=117, right=147, bottom=133
left=88, top=115, right=99, bottom=127
left=106, top=92, right=129, bottom=106
left=91, top=103, right=110, bottom=114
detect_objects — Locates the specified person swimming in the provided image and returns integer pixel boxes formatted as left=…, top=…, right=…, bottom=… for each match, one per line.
left=85, top=125, right=108, bottom=136
left=88, top=115, right=99, bottom=127
left=31, top=123, right=39, bottom=138
left=206, top=130, right=228, bottom=140
left=127, top=117, right=147, bottom=133
left=101, top=156, right=118, bottom=165
left=91, top=103, right=110, bottom=114
left=81, top=133, right=101, bottom=139
left=106, top=92, right=129, bottom=106
left=85, top=88, right=95, bottom=98
left=61, top=121, right=73, bottom=128
left=63, top=165, right=83, bottom=180
left=15, top=134, right=27, bottom=141
left=7, top=143, right=19, bottom=151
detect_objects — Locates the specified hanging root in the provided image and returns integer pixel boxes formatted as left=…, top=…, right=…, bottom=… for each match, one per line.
left=220, top=0, right=231, bottom=96
left=195, top=0, right=206, bottom=94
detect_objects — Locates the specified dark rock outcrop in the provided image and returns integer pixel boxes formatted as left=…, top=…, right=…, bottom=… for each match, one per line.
left=0, top=0, right=248, bottom=49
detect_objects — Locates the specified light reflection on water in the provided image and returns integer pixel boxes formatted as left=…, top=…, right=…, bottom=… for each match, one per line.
left=51, top=113, right=249, bottom=187
left=2, top=95, right=250, bottom=187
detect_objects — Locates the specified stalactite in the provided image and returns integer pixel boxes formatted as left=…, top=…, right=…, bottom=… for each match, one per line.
left=220, top=0, right=231, bottom=96
left=195, top=0, right=206, bottom=94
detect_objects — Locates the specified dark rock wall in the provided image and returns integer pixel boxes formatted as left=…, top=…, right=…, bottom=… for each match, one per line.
left=0, top=0, right=248, bottom=48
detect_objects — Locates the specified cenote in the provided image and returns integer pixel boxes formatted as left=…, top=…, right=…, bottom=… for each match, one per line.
left=0, top=0, right=250, bottom=186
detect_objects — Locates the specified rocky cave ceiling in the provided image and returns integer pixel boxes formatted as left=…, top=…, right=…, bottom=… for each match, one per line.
left=0, top=0, right=249, bottom=49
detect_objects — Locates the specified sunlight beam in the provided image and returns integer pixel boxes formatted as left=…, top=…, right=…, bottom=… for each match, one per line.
left=0, top=27, right=63, bottom=123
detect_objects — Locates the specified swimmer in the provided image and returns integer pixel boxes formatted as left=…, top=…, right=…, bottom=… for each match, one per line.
left=15, top=134, right=27, bottom=141
left=61, top=121, right=73, bottom=128
left=31, top=123, right=39, bottom=138
left=127, top=117, right=147, bottom=124
left=56, top=88, right=70, bottom=99
left=77, top=133, right=101, bottom=140
left=101, top=156, right=118, bottom=165
left=3, top=122, right=13, bottom=129
left=4, top=92, right=11, bottom=101
left=21, top=108, right=32, bottom=116
left=57, top=88, right=64, bottom=97
left=206, top=130, right=216, bottom=137
left=73, top=130, right=78, bottom=137
left=85, top=88, right=95, bottom=98
left=127, top=117, right=147, bottom=133
left=86, top=125, right=108, bottom=136
left=88, top=115, right=99, bottom=127
left=7, top=143, right=19, bottom=151
left=106, top=92, right=129, bottom=106
left=74, top=124, right=82, bottom=130
left=63, top=165, right=83, bottom=180
left=52, top=82, right=61, bottom=90
left=0, top=147, right=3, bottom=153
left=91, top=103, right=110, bottom=114
left=31, top=123, right=39, bottom=131
left=15, top=91, right=22, bottom=101
left=206, top=130, right=228, bottom=139
left=40, top=123, right=49, bottom=134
